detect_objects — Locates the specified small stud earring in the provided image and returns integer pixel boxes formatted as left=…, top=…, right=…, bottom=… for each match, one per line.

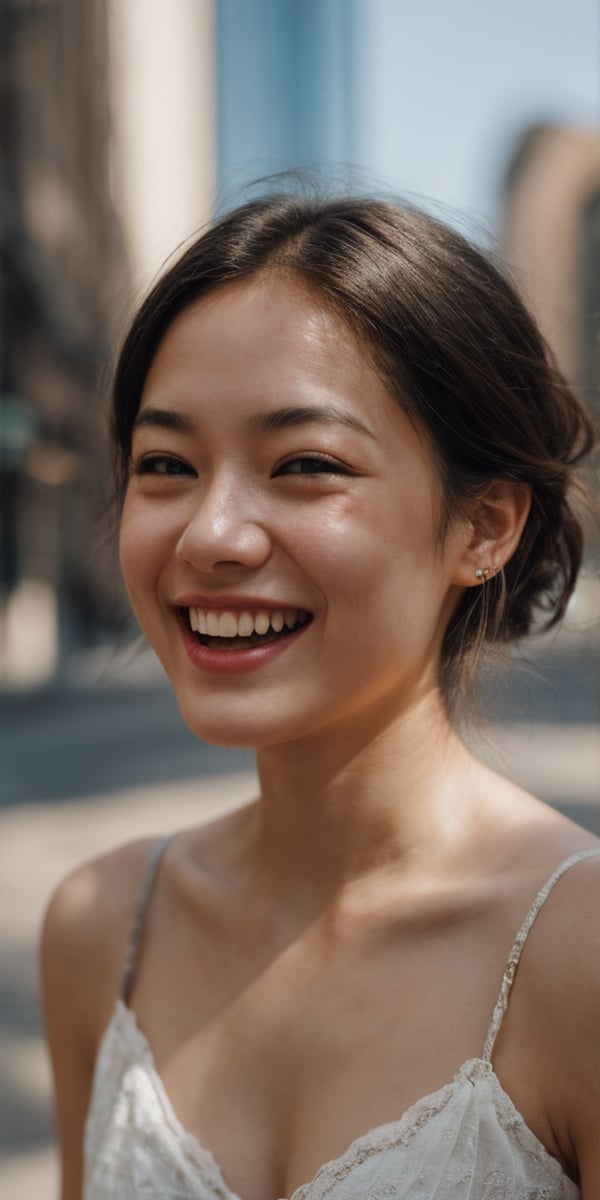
left=475, top=566, right=497, bottom=582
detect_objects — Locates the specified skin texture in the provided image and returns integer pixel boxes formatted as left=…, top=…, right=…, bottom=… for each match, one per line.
left=42, top=278, right=600, bottom=1200
left=120, top=278, right=472, bottom=750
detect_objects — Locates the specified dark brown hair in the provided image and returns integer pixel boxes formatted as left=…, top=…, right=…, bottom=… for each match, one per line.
left=111, top=192, right=594, bottom=700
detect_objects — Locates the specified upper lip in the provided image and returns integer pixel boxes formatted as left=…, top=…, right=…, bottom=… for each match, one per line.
left=174, top=594, right=312, bottom=612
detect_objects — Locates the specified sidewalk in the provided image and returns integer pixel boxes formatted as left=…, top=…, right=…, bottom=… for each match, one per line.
left=1, top=722, right=598, bottom=1199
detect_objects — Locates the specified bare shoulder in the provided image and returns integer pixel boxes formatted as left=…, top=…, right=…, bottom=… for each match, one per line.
left=40, top=807, right=252, bottom=1033
left=40, top=836, right=167, bottom=1200
left=41, top=836, right=160, bottom=1046
left=521, top=845, right=600, bottom=1189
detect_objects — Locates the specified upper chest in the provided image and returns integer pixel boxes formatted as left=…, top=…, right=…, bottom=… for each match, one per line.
left=120, top=893, right=558, bottom=1200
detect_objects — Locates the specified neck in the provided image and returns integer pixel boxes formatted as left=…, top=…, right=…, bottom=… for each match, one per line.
left=250, top=691, right=480, bottom=909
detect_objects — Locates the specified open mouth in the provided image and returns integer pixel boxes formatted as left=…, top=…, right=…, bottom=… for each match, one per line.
left=180, top=606, right=313, bottom=651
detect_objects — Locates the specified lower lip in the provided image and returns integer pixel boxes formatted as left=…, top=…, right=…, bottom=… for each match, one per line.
left=180, top=620, right=311, bottom=674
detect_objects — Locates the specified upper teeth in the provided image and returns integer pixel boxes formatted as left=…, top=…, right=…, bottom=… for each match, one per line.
left=188, top=608, right=302, bottom=637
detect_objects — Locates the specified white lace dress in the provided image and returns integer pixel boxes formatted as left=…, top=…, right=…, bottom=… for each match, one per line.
left=84, top=847, right=598, bottom=1200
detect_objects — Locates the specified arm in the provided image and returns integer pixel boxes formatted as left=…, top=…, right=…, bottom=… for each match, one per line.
left=40, top=841, right=154, bottom=1199
left=531, top=855, right=600, bottom=1198
left=41, top=865, right=100, bottom=1200
left=566, top=944, right=600, bottom=1199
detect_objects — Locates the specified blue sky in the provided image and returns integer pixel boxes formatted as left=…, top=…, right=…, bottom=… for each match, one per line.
left=351, top=0, right=599, bottom=232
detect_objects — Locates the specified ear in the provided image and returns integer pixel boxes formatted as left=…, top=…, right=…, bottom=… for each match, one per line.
left=452, top=480, right=532, bottom=588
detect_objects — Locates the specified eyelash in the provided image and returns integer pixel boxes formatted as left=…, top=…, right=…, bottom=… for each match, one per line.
left=275, top=455, right=351, bottom=477
left=131, top=454, right=351, bottom=479
left=131, top=455, right=195, bottom=477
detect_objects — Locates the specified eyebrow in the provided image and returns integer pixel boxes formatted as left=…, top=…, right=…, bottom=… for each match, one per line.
left=251, top=405, right=374, bottom=437
left=133, top=408, right=194, bottom=433
left=134, top=404, right=375, bottom=439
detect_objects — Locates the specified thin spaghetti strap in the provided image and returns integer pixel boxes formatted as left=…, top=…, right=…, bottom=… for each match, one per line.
left=120, top=835, right=174, bottom=1004
left=482, top=847, right=600, bottom=1062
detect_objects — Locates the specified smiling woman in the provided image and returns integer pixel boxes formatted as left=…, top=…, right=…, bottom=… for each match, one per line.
left=41, top=193, right=600, bottom=1200
left=119, top=274, right=477, bottom=746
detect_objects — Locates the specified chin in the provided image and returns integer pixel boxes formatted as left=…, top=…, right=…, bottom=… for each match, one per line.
left=175, top=695, right=289, bottom=751
left=183, top=720, right=262, bottom=751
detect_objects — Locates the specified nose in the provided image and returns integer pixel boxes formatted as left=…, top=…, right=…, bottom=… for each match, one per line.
left=175, top=475, right=272, bottom=573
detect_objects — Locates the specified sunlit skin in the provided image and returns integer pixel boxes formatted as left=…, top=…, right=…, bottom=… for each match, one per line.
left=120, top=277, right=500, bottom=876
left=117, top=274, right=558, bottom=906
left=40, top=276, right=600, bottom=1200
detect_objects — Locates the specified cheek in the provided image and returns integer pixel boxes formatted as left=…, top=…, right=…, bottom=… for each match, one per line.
left=300, top=491, right=451, bottom=667
left=294, top=488, right=439, bottom=588
left=118, top=500, right=171, bottom=603
left=118, top=503, right=144, bottom=594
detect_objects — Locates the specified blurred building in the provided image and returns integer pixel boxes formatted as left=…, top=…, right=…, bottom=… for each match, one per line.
left=216, top=0, right=355, bottom=197
left=501, top=123, right=600, bottom=413
left=500, top=122, right=600, bottom=590
left=499, top=120, right=600, bottom=628
left=1, top=0, right=215, bottom=685
left=1, top=0, right=124, bottom=684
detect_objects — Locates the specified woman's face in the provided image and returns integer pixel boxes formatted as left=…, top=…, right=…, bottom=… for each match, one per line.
left=120, top=276, right=472, bottom=749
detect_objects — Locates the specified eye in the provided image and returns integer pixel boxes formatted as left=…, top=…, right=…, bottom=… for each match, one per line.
left=275, top=455, right=351, bottom=477
left=131, top=454, right=196, bottom=477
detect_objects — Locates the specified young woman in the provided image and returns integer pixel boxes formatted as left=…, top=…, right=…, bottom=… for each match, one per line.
left=42, top=194, right=599, bottom=1199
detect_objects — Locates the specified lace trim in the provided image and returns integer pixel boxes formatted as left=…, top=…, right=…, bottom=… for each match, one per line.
left=288, top=1058, right=576, bottom=1200
left=87, top=1001, right=577, bottom=1200
left=104, top=1003, right=242, bottom=1200
left=288, top=1069, right=471, bottom=1200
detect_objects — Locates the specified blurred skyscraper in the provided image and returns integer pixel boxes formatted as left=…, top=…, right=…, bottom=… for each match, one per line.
left=217, top=0, right=355, bottom=192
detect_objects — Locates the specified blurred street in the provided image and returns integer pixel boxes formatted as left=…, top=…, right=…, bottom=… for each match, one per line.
left=0, top=628, right=598, bottom=1199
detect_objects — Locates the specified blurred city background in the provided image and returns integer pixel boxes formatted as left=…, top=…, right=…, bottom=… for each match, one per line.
left=1, top=0, right=599, bottom=1195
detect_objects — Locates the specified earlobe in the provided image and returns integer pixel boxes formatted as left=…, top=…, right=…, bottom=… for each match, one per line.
left=453, top=481, right=532, bottom=588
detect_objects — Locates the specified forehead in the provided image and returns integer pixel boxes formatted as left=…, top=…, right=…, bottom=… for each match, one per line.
left=140, top=276, right=384, bottom=412
left=134, top=275, right=445, bottom=522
